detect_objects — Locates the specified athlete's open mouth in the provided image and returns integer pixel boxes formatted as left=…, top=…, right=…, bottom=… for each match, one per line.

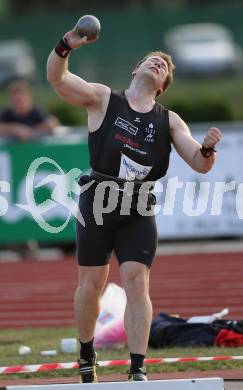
left=150, top=66, right=159, bottom=74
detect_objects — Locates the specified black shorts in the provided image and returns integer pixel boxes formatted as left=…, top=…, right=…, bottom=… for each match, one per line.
left=76, top=186, right=157, bottom=268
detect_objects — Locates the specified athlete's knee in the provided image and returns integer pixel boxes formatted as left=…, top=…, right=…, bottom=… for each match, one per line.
left=122, top=270, right=149, bottom=301
left=77, top=276, right=104, bottom=298
left=85, top=282, right=104, bottom=299
left=77, top=265, right=109, bottom=297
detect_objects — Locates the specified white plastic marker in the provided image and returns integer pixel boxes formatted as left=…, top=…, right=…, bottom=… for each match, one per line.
left=60, top=338, right=77, bottom=354
left=1, top=355, right=243, bottom=374
left=18, top=346, right=31, bottom=355
left=40, top=350, right=57, bottom=356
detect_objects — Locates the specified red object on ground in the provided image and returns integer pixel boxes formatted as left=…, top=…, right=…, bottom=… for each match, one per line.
left=216, top=329, right=243, bottom=347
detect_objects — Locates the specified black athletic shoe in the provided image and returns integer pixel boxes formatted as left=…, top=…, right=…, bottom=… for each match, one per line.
left=128, top=367, right=147, bottom=381
left=78, top=352, right=98, bottom=383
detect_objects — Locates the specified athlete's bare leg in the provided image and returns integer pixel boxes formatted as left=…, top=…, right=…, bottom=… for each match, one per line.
left=119, top=261, right=152, bottom=354
left=74, top=265, right=109, bottom=342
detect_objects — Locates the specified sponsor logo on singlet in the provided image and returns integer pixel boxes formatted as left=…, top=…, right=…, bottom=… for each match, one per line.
left=115, top=133, right=140, bottom=148
left=118, top=153, right=152, bottom=180
left=115, top=117, right=138, bottom=135
left=145, top=122, right=156, bottom=143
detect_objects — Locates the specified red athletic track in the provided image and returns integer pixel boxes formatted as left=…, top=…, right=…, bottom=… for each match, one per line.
left=0, top=252, right=243, bottom=328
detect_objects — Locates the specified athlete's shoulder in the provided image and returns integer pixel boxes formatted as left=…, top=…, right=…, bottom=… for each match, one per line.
left=111, top=89, right=126, bottom=100
left=154, top=100, right=168, bottom=116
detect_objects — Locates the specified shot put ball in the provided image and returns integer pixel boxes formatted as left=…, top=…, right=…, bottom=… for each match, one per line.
left=75, top=15, right=101, bottom=40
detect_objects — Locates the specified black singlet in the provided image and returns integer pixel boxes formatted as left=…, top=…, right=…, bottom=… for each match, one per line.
left=77, top=90, right=172, bottom=268
left=88, top=90, right=171, bottom=181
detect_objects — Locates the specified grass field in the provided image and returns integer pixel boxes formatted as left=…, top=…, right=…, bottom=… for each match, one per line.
left=1, top=327, right=243, bottom=380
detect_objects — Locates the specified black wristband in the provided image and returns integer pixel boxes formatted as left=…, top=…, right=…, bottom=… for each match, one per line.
left=54, top=38, right=72, bottom=58
left=200, top=145, right=216, bottom=158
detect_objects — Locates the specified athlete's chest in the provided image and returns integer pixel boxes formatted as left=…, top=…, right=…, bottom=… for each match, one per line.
left=110, top=108, right=162, bottom=158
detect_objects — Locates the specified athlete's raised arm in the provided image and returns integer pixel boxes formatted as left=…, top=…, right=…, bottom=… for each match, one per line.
left=47, top=28, right=109, bottom=110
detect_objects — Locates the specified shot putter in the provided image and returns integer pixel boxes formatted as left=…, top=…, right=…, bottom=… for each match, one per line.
left=74, top=15, right=101, bottom=40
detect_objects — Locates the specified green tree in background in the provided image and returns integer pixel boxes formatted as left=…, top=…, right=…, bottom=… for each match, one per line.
left=0, top=0, right=9, bottom=18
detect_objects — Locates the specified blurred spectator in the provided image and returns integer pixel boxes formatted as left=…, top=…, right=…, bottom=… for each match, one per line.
left=0, top=79, right=59, bottom=141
